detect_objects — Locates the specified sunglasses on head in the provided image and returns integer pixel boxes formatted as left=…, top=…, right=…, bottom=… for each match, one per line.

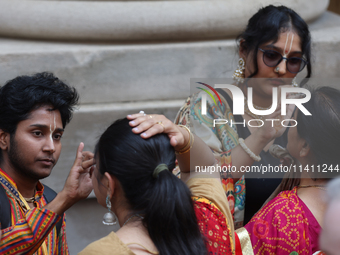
left=258, top=48, right=307, bottom=73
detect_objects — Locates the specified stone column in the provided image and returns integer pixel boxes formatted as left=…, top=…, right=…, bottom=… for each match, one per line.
left=0, top=0, right=329, bottom=41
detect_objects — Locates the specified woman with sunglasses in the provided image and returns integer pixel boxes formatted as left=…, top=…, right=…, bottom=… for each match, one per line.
left=175, top=5, right=312, bottom=227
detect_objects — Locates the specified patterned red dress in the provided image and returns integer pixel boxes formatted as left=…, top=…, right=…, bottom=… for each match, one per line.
left=186, top=177, right=236, bottom=255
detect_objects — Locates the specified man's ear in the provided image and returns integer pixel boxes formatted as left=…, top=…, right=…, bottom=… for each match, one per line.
left=0, top=129, right=10, bottom=151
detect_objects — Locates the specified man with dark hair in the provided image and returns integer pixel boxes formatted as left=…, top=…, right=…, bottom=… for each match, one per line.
left=0, top=72, right=93, bottom=254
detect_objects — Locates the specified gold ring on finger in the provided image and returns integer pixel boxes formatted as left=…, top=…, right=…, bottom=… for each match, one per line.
left=156, top=121, right=165, bottom=131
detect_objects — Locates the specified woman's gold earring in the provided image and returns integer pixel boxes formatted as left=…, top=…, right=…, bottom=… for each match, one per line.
left=103, top=195, right=117, bottom=225
left=232, top=58, right=245, bottom=84
left=292, top=77, right=298, bottom=87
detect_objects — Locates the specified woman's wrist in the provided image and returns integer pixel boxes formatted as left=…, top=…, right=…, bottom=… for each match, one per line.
left=254, top=126, right=275, bottom=145
left=238, top=138, right=261, bottom=161
left=175, top=125, right=192, bottom=154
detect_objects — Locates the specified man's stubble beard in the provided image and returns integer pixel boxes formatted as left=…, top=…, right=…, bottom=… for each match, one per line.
left=8, top=134, right=52, bottom=181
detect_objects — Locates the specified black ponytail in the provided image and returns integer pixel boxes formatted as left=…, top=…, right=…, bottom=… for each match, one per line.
left=144, top=170, right=207, bottom=255
left=96, top=118, right=207, bottom=255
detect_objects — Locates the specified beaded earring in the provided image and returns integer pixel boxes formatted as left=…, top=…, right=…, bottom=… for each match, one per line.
left=232, top=58, right=245, bottom=84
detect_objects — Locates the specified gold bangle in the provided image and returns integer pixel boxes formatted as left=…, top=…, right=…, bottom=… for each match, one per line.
left=176, top=140, right=193, bottom=154
left=177, top=125, right=190, bottom=149
left=176, top=125, right=194, bottom=154
left=176, top=134, right=194, bottom=154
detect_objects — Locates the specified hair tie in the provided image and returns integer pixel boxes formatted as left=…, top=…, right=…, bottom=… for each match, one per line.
left=153, top=164, right=168, bottom=178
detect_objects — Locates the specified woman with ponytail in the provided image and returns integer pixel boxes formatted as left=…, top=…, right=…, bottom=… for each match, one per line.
left=79, top=113, right=235, bottom=255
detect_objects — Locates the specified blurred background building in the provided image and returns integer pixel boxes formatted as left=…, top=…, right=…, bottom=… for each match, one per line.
left=0, top=0, right=338, bottom=253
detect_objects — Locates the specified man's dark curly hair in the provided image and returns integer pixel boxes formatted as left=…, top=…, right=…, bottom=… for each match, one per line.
left=0, top=72, right=79, bottom=135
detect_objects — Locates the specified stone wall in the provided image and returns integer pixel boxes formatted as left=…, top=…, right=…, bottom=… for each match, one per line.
left=0, top=0, right=329, bottom=41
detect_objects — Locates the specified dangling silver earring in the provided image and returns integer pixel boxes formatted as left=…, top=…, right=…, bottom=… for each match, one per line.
left=232, top=58, right=245, bottom=84
left=292, top=77, right=298, bottom=87
left=103, top=195, right=117, bottom=225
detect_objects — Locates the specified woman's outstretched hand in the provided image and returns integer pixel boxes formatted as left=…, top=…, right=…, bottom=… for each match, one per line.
left=127, top=113, right=189, bottom=152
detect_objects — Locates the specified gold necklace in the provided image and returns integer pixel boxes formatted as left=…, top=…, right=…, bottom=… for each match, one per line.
left=23, top=196, right=35, bottom=203
left=244, top=97, right=270, bottom=110
left=122, top=214, right=144, bottom=227
left=298, top=185, right=327, bottom=191
left=19, top=190, right=48, bottom=254
left=23, top=189, right=36, bottom=203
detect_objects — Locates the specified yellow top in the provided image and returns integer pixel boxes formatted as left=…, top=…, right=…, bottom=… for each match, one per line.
left=78, top=231, right=158, bottom=255
left=79, top=177, right=234, bottom=255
